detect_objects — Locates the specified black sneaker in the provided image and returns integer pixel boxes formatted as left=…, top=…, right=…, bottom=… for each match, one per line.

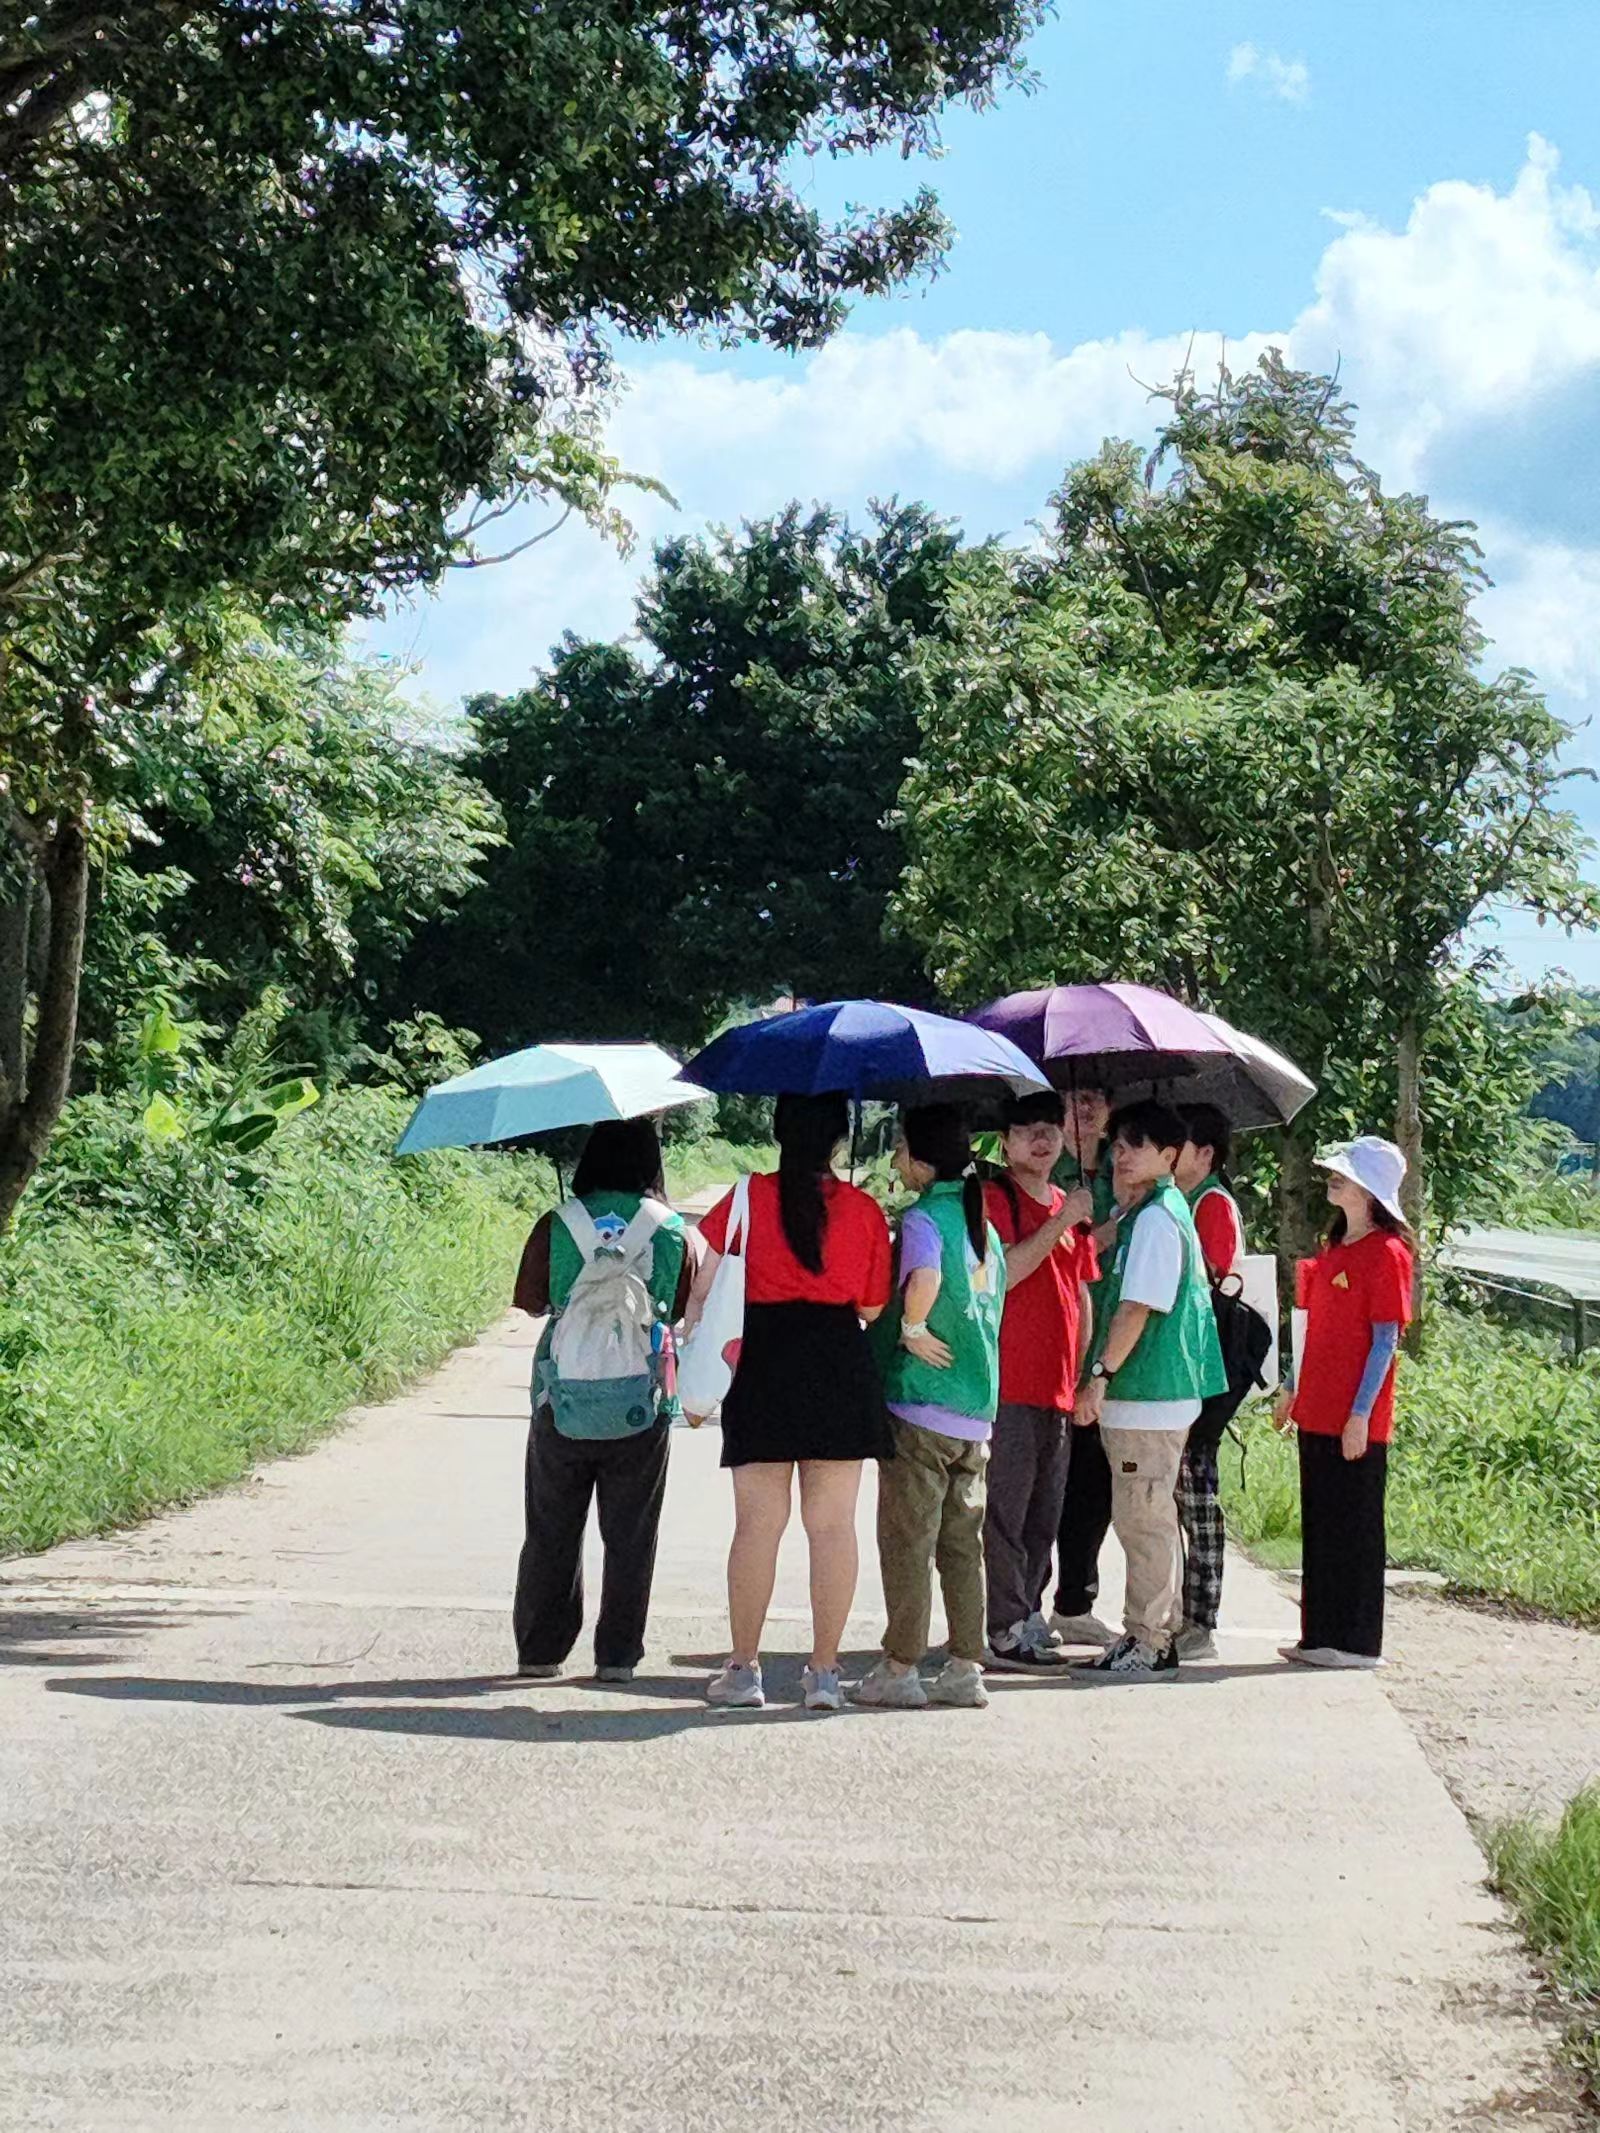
left=1074, top=1633, right=1179, bottom=1682
left=986, top=1625, right=1068, bottom=1673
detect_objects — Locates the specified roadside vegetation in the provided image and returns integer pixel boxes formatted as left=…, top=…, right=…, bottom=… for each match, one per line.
left=1487, top=1787, right=1600, bottom=2102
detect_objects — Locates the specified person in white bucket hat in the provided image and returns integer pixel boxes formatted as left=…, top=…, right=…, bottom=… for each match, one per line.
left=1273, top=1137, right=1415, bottom=1670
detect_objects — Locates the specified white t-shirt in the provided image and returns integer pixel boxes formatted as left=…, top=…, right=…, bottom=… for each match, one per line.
left=1101, top=1199, right=1202, bottom=1434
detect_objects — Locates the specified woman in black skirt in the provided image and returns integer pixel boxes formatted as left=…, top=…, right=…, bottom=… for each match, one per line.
left=690, top=1093, right=893, bottom=1713
left=1274, top=1137, right=1414, bottom=1669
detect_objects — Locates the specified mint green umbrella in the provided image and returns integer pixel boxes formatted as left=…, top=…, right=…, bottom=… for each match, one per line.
left=394, top=1043, right=711, bottom=1154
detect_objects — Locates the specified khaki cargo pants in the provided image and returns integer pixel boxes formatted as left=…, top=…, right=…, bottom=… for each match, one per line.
left=877, top=1417, right=989, bottom=1664
left=1101, top=1425, right=1187, bottom=1650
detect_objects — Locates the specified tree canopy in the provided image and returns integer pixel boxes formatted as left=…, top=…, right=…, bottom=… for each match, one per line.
left=403, top=502, right=961, bottom=1050
left=894, top=356, right=1599, bottom=1242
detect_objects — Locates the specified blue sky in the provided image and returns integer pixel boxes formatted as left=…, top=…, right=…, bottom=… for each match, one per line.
left=367, top=2, right=1600, bottom=985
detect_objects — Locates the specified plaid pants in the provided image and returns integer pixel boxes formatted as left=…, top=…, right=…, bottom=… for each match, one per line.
left=1176, top=1440, right=1225, bottom=1632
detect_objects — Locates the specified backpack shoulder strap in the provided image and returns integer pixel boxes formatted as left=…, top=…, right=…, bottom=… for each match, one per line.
left=556, top=1198, right=601, bottom=1257
left=616, top=1196, right=674, bottom=1259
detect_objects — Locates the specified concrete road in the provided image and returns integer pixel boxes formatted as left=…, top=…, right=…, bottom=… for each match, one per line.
left=0, top=1316, right=1567, bottom=2131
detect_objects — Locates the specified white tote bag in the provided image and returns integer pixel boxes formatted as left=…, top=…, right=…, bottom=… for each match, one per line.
left=677, top=1174, right=750, bottom=1421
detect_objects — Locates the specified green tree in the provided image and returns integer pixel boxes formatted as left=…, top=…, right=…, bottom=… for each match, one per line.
left=0, top=0, right=1042, bottom=1223
left=895, top=356, right=1600, bottom=1255
left=76, top=626, right=502, bottom=1075
left=405, top=502, right=963, bottom=1049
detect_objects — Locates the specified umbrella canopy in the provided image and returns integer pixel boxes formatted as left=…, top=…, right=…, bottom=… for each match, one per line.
left=1180, top=1013, right=1317, bottom=1129
left=681, top=1000, right=1049, bottom=1107
left=394, top=1042, right=711, bottom=1154
left=972, top=982, right=1231, bottom=1090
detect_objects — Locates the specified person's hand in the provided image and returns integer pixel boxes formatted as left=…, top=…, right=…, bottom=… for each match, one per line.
left=1341, top=1412, right=1370, bottom=1462
left=902, top=1326, right=954, bottom=1369
left=1272, top=1388, right=1296, bottom=1434
left=1076, top=1375, right=1105, bottom=1427
left=1057, top=1186, right=1094, bottom=1231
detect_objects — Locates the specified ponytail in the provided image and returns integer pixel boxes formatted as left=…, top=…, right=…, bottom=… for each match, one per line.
left=903, top=1104, right=986, bottom=1264
left=774, top=1091, right=849, bottom=1275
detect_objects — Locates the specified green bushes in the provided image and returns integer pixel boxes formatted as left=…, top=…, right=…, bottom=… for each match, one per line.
left=1487, top=1787, right=1600, bottom=2096
left=0, top=1089, right=552, bottom=1556
left=1223, top=1309, right=1600, bottom=1622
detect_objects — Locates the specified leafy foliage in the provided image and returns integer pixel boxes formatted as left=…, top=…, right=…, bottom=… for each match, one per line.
left=404, top=502, right=963, bottom=1049
left=894, top=355, right=1600, bottom=1236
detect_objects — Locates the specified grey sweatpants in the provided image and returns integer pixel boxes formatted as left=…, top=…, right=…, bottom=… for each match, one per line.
left=984, top=1402, right=1071, bottom=1640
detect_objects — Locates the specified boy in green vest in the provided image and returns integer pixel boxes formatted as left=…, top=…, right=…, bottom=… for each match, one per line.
left=1074, top=1099, right=1227, bottom=1681
left=856, top=1106, right=1005, bottom=1711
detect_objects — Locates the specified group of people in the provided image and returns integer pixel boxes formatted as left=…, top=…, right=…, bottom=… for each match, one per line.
left=509, top=1085, right=1415, bottom=1712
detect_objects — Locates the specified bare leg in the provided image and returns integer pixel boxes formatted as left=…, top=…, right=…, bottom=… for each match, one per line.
left=798, top=1460, right=863, bottom=1670
left=727, top=1462, right=794, bottom=1665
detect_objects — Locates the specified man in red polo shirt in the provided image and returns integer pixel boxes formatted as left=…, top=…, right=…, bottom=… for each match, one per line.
left=982, top=1092, right=1097, bottom=1669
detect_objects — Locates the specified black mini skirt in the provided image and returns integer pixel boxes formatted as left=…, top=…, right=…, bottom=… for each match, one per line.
left=719, top=1301, right=893, bottom=1467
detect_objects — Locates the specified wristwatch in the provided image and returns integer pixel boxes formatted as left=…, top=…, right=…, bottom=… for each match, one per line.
left=1089, top=1360, right=1113, bottom=1382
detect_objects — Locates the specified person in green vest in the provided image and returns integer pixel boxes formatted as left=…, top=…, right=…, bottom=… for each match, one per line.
left=855, top=1105, right=1005, bottom=1712
left=1073, top=1099, right=1227, bottom=1681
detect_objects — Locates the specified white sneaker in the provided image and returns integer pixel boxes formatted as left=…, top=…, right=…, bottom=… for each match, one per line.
left=1027, top=1609, right=1062, bottom=1648
left=850, top=1660, right=928, bottom=1710
left=706, top=1660, right=765, bottom=1707
left=802, top=1664, right=845, bottom=1712
left=1174, top=1624, right=1218, bottom=1661
left=927, top=1658, right=989, bottom=1709
left=1049, top=1611, right=1118, bottom=1650
left=1280, top=1644, right=1383, bottom=1671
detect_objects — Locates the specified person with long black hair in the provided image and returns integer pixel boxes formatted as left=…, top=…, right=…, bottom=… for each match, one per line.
left=855, top=1105, right=1006, bottom=1711
left=691, top=1093, right=893, bottom=1712
left=510, top=1118, right=689, bottom=1683
left=1275, top=1137, right=1415, bottom=1669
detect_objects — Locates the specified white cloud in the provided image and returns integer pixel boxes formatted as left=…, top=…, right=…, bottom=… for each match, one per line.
left=1227, top=42, right=1310, bottom=104
left=367, top=136, right=1600, bottom=722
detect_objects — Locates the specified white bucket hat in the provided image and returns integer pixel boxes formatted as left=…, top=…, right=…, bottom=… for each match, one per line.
left=1315, top=1136, right=1409, bottom=1226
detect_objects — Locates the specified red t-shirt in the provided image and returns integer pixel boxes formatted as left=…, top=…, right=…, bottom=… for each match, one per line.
left=983, top=1178, right=1100, bottom=1413
left=1292, top=1229, right=1414, bottom=1442
left=699, top=1171, right=892, bottom=1312
left=1192, top=1185, right=1244, bottom=1280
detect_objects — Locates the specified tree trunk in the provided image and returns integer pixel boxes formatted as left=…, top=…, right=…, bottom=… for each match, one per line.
left=1276, top=1125, right=1321, bottom=1312
left=0, top=816, right=87, bottom=1233
left=0, top=856, right=29, bottom=1109
left=1396, top=1011, right=1425, bottom=1350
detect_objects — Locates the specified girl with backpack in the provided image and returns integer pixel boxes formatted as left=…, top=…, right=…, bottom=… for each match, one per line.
left=510, top=1118, right=691, bottom=1684
left=690, top=1092, right=893, bottom=1714
left=1172, top=1103, right=1247, bottom=1661
left=855, top=1105, right=1006, bottom=1710
left=1274, top=1137, right=1414, bottom=1670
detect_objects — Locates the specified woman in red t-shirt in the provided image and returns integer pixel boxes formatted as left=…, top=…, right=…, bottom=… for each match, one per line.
left=688, top=1092, right=892, bottom=1713
left=1273, top=1136, right=1415, bottom=1669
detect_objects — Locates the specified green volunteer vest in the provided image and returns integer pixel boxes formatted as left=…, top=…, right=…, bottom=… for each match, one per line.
left=879, top=1181, right=1006, bottom=1423
left=1094, top=1178, right=1226, bottom=1403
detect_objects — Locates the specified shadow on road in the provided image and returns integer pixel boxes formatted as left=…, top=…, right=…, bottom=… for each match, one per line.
left=0, top=1603, right=222, bottom=1669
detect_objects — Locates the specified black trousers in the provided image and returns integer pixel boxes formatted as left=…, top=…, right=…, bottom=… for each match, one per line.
left=1298, top=1430, right=1388, bottom=1659
left=512, top=1406, right=670, bottom=1669
left=1052, top=1418, right=1113, bottom=1617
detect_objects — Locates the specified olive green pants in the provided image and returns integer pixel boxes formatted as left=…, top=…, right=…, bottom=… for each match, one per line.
left=876, top=1418, right=989, bottom=1664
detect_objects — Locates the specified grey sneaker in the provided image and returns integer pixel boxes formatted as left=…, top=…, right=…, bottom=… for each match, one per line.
left=1027, top=1609, right=1062, bottom=1648
left=1280, top=1644, right=1383, bottom=1670
left=987, top=1620, right=1065, bottom=1672
left=1173, top=1624, right=1218, bottom=1662
left=802, top=1665, right=845, bottom=1713
left=595, top=1664, right=635, bottom=1684
left=851, top=1660, right=928, bottom=1710
left=706, top=1660, right=765, bottom=1708
left=517, top=1662, right=562, bottom=1679
left=1049, top=1611, right=1118, bottom=1649
left=927, top=1658, right=989, bottom=1709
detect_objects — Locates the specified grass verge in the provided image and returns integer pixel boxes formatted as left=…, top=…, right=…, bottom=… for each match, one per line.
left=1487, top=1787, right=1600, bottom=2101
left=0, top=1089, right=553, bottom=1557
left=1221, top=1308, right=1600, bottom=1623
